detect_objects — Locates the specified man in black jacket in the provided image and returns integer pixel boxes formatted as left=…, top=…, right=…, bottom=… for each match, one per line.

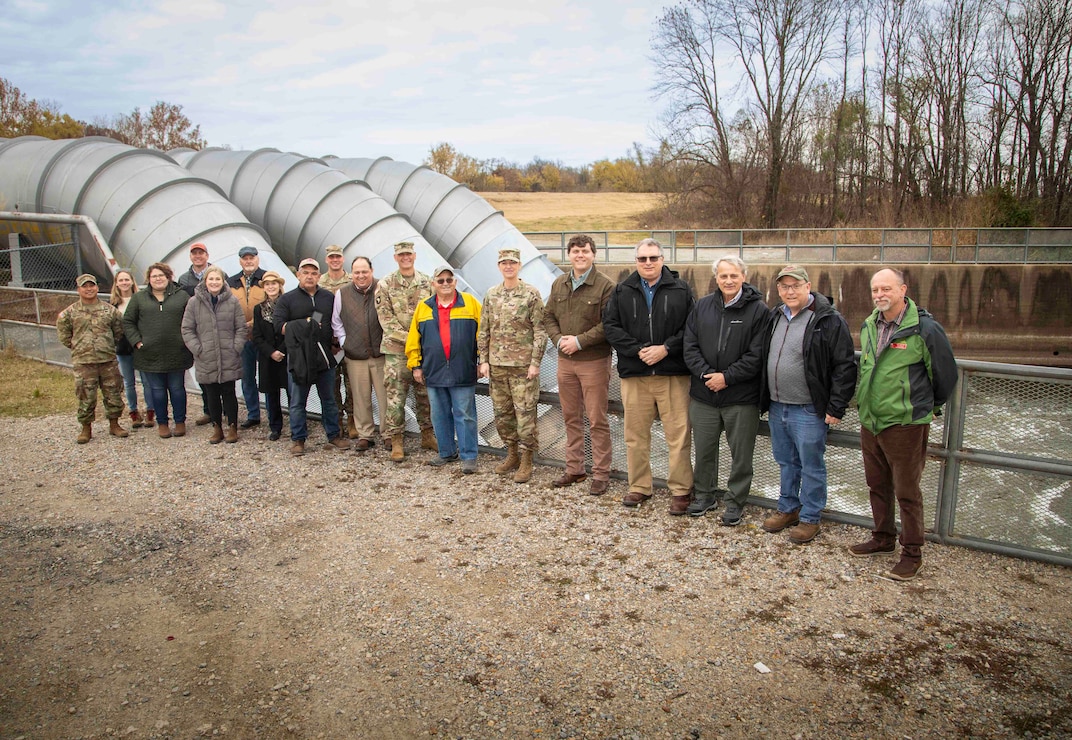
left=683, top=256, right=770, bottom=525
left=274, top=258, right=351, bottom=457
left=760, top=265, right=857, bottom=544
left=604, top=238, right=695, bottom=514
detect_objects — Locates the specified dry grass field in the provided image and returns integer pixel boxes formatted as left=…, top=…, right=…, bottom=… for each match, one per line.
left=477, top=192, right=666, bottom=232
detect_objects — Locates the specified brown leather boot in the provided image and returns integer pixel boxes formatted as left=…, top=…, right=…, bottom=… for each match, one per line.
left=420, top=427, right=439, bottom=452
left=347, top=415, right=359, bottom=439
left=109, top=417, right=129, bottom=438
left=145, top=408, right=155, bottom=426
left=513, top=449, right=534, bottom=483
left=390, top=433, right=405, bottom=462
left=209, top=423, right=224, bottom=444
left=77, top=422, right=92, bottom=444
left=495, top=443, right=520, bottom=475
left=224, top=423, right=238, bottom=444
left=172, top=422, right=186, bottom=437
left=158, top=423, right=172, bottom=439
left=130, top=409, right=143, bottom=428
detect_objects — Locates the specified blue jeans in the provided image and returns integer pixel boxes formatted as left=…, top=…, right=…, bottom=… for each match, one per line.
left=144, top=370, right=188, bottom=425
left=768, top=401, right=829, bottom=524
left=240, top=340, right=261, bottom=421
left=427, top=384, right=478, bottom=461
left=287, top=367, right=340, bottom=442
left=116, top=354, right=149, bottom=411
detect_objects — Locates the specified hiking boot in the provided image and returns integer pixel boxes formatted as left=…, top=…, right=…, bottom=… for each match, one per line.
left=145, top=408, right=155, bottom=427
left=158, top=423, right=172, bottom=439
left=290, top=440, right=306, bottom=456
left=325, top=436, right=351, bottom=451
left=720, top=505, right=744, bottom=527
left=762, top=509, right=800, bottom=533
left=209, top=423, right=224, bottom=444
left=224, top=423, right=239, bottom=444
left=347, top=415, right=359, bottom=439
left=426, top=454, right=459, bottom=467
left=669, top=494, right=691, bottom=516
left=496, top=443, right=520, bottom=475
left=461, top=459, right=478, bottom=474
left=195, top=414, right=211, bottom=426
left=848, top=539, right=897, bottom=558
left=77, top=422, right=92, bottom=444
left=129, top=409, right=144, bottom=428
left=888, top=558, right=923, bottom=581
left=787, top=521, right=821, bottom=544
left=622, top=491, right=652, bottom=508
left=589, top=479, right=609, bottom=495
left=553, top=472, right=586, bottom=488
left=686, top=491, right=720, bottom=517
left=108, top=417, right=129, bottom=438
left=172, top=422, right=186, bottom=437
left=390, top=433, right=405, bottom=462
left=420, top=427, right=439, bottom=452
left=513, top=449, right=534, bottom=483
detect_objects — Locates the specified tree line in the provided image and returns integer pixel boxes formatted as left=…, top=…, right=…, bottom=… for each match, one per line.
left=0, top=77, right=206, bottom=151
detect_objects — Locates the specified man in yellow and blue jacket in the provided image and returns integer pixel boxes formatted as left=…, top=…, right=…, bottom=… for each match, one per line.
left=849, top=267, right=957, bottom=582
left=406, top=265, right=482, bottom=473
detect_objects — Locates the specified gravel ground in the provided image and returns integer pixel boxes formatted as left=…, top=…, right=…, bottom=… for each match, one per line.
left=1, top=414, right=1070, bottom=739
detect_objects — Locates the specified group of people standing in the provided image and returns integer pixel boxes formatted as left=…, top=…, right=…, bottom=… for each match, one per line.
left=58, top=234, right=956, bottom=581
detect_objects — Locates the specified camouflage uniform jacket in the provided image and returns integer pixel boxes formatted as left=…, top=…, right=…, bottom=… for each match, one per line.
left=477, top=280, right=548, bottom=368
left=375, top=269, right=432, bottom=355
left=318, top=272, right=351, bottom=294
left=57, top=299, right=124, bottom=364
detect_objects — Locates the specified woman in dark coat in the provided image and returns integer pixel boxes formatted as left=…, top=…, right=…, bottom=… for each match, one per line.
left=122, top=262, right=193, bottom=438
left=251, top=270, right=288, bottom=441
left=181, top=266, right=246, bottom=443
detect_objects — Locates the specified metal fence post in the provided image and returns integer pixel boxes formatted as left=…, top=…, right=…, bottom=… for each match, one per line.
left=936, top=367, right=969, bottom=542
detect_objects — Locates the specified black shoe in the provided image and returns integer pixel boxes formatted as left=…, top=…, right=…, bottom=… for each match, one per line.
left=426, top=454, right=459, bottom=467
left=686, top=491, right=720, bottom=517
left=268, top=430, right=281, bottom=441
left=240, top=418, right=261, bottom=429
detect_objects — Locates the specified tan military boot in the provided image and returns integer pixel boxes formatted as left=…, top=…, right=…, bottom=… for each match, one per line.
left=420, top=427, right=439, bottom=452
left=77, top=422, right=92, bottom=444
left=209, top=423, right=224, bottom=444
left=495, top=443, right=520, bottom=475
left=109, top=417, right=129, bottom=438
left=224, top=423, right=238, bottom=444
left=391, top=433, right=405, bottom=462
left=513, top=449, right=534, bottom=483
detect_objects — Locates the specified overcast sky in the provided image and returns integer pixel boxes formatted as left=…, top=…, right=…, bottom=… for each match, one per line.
left=3, top=0, right=674, bottom=167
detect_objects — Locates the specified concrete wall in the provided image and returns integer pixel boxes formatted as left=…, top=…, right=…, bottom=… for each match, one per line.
left=592, top=263, right=1072, bottom=367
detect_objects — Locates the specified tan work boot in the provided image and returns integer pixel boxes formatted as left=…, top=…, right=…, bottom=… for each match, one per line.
left=495, top=443, right=520, bottom=475
left=513, top=449, right=534, bottom=483
left=224, top=423, right=239, bottom=444
left=347, top=415, right=359, bottom=439
left=109, top=417, right=129, bottom=438
left=391, top=433, right=405, bottom=462
left=420, top=427, right=439, bottom=452
left=77, top=422, right=92, bottom=444
left=209, top=423, right=224, bottom=444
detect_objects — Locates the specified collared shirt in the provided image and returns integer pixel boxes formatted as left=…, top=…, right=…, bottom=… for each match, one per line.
left=778, top=293, right=815, bottom=321
left=877, top=302, right=908, bottom=354
left=641, top=276, right=661, bottom=310
left=723, top=288, right=743, bottom=308
left=570, top=266, right=593, bottom=292
left=436, top=292, right=457, bottom=360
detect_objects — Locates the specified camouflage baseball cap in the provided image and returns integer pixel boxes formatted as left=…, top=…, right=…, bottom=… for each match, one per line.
left=393, top=241, right=416, bottom=255
left=325, top=245, right=344, bottom=256
left=76, top=274, right=98, bottom=287
left=497, top=248, right=521, bottom=263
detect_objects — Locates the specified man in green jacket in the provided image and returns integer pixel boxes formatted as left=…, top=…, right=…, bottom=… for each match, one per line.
left=849, top=268, right=957, bottom=581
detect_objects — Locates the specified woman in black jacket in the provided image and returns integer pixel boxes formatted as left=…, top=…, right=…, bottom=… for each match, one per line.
left=251, top=271, right=288, bottom=441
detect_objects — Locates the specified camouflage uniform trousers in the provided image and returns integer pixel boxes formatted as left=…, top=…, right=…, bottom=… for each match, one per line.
left=489, top=365, right=539, bottom=451
left=74, top=361, right=125, bottom=424
left=334, top=359, right=353, bottom=418
left=382, top=352, right=431, bottom=436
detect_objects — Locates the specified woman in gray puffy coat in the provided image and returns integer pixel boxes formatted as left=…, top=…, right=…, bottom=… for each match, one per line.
left=181, top=266, right=246, bottom=443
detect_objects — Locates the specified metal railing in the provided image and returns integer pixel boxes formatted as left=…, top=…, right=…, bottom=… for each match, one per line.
left=526, top=227, right=1072, bottom=264
left=3, top=285, right=1069, bottom=567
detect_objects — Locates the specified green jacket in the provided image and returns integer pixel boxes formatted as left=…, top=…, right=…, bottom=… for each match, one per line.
left=122, top=283, right=194, bottom=373
left=857, top=298, right=958, bottom=434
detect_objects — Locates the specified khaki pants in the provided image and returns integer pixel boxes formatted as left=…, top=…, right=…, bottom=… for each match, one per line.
left=345, top=355, right=386, bottom=440
left=621, top=374, right=693, bottom=497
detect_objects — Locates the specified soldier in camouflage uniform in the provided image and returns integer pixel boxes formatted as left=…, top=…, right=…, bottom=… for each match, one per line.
left=375, top=240, right=436, bottom=461
left=56, top=274, right=130, bottom=444
left=318, top=245, right=355, bottom=437
left=477, top=248, right=547, bottom=483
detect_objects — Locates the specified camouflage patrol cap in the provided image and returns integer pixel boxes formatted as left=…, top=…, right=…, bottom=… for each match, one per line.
left=393, top=241, right=416, bottom=255
left=76, top=274, right=98, bottom=287
left=497, top=248, right=521, bottom=263
left=325, top=245, right=344, bottom=256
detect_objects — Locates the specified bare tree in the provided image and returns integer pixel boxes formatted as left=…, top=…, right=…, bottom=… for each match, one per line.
left=108, top=101, right=205, bottom=150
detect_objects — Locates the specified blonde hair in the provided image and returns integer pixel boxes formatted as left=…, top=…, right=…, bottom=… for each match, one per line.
left=109, top=269, right=139, bottom=306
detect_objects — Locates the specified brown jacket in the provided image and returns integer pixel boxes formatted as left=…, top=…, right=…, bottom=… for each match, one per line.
left=543, top=267, right=615, bottom=361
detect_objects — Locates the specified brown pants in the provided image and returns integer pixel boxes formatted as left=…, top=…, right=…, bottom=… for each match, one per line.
left=861, top=424, right=930, bottom=561
left=557, top=354, right=612, bottom=481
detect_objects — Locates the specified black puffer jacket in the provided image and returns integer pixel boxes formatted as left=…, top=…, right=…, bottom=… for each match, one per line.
left=603, top=266, right=694, bottom=378
left=684, top=283, right=770, bottom=407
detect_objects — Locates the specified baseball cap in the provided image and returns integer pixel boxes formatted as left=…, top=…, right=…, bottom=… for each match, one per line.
left=298, top=258, right=321, bottom=271
left=775, top=265, right=809, bottom=283
left=189, top=242, right=208, bottom=253
left=432, top=265, right=454, bottom=279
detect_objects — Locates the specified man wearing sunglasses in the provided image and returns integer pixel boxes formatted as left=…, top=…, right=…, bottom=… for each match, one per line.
left=604, top=238, right=695, bottom=514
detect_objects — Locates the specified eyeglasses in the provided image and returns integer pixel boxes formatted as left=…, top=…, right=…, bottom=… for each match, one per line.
left=778, top=282, right=807, bottom=293
left=435, top=277, right=455, bottom=285
left=636, top=255, right=662, bottom=263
